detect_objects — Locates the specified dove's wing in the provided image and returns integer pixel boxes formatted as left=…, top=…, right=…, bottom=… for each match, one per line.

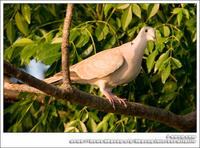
left=70, top=47, right=125, bottom=80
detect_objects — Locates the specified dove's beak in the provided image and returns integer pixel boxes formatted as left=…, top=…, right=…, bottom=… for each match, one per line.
left=151, top=35, right=156, bottom=41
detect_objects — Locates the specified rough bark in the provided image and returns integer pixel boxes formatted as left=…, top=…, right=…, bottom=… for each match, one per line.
left=61, top=4, right=74, bottom=88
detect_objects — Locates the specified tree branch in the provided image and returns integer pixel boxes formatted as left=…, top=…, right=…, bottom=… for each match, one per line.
left=4, top=60, right=196, bottom=132
left=61, top=4, right=74, bottom=87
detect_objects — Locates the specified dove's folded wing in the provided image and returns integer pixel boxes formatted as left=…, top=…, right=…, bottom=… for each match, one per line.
left=70, top=48, right=125, bottom=80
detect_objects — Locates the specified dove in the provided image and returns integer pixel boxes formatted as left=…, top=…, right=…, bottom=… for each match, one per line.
left=44, top=26, right=156, bottom=109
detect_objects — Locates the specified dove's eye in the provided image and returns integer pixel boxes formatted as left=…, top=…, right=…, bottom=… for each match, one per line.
left=145, top=29, right=148, bottom=33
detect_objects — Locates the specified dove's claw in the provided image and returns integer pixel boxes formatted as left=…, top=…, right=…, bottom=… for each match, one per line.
left=115, top=97, right=127, bottom=108
left=102, top=89, right=127, bottom=109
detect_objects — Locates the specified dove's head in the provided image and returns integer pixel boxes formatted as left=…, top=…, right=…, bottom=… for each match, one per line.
left=140, top=26, right=156, bottom=41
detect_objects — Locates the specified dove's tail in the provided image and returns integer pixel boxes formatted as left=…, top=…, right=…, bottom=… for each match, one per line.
left=43, top=71, right=81, bottom=85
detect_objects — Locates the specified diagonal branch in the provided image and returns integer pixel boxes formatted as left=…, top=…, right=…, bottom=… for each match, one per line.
left=4, top=60, right=196, bottom=132
left=61, top=4, right=74, bottom=87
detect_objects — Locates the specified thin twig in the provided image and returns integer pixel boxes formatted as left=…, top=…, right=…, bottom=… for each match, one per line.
left=61, top=4, right=74, bottom=87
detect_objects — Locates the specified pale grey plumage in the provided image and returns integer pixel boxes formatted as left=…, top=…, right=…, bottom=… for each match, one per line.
left=44, top=26, right=156, bottom=108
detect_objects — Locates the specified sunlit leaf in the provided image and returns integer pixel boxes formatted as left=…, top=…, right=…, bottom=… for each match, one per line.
left=161, top=63, right=171, bottom=84
left=163, top=25, right=170, bottom=37
left=64, top=126, right=79, bottom=132
left=102, top=121, right=108, bottom=132
left=104, top=4, right=113, bottom=17
left=87, top=118, right=97, bottom=132
left=147, top=41, right=155, bottom=53
left=4, top=47, right=15, bottom=60
left=104, top=36, right=116, bottom=49
left=177, top=11, right=183, bottom=26
left=155, top=42, right=165, bottom=52
left=132, top=4, right=141, bottom=18
left=182, top=8, right=190, bottom=19
left=140, top=4, right=149, bottom=10
left=95, top=24, right=109, bottom=41
left=70, top=29, right=81, bottom=41
left=96, top=121, right=105, bottom=132
left=154, top=51, right=169, bottom=73
left=13, top=38, right=33, bottom=47
left=21, top=4, right=31, bottom=24
left=36, top=43, right=61, bottom=65
left=116, top=17, right=121, bottom=28
left=76, top=30, right=90, bottom=48
left=172, top=8, right=182, bottom=14
left=79, top=121, right=87, bottom=132
left=171, top=57, right=182, bottom=69
left=64, top=120, right=78, bottom=129
left=147, top=4, right=160, bottom=19
left=20, top=44, right=37, bottom=64
left=15, top=12, right=29, bottom=35
left=121, top=6, right=132, bottom=31
left=116, top=4, right=130, bottom=9
left=52, top=37, right=62, bottom=44
left=146, top=49, right=158, bottom=73
left=81, top=44, right=93, bottom=58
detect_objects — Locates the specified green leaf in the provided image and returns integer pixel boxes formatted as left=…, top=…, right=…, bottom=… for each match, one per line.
left=76, top=30, right=90, bottom=48
left=172, top=8, right=182, bottom=14
left=6, top=20, right=16, bottom=44
left=95, top=24, right=109, bottom=41
left=116, top=4, right=130, bottom=10
left=21, top=4, right=31, bottom=24
left=159, top=92, right=176, bottom=104
left=4, top=46, right=15, bottom=60
left=70, top=29, right=80, bottom=41
left=140, top=4, right=149, bottom=10
left=161, top=63, right=171, bottom=84
left=182, top=8, right=189, bottom=19
left=15, top=12, right=29, bottom=36
left=64, top=126, right=78, bottom=132
left=132, top=4, right=141, bottom=18
left=147, top=41, right=155, bottom=53
left=96, top=121, right=106, bottom=132
left=48, top=5, right=56, bottom=17
left=13, top=38, right=33, bottom=47
left=52, top=37, right=62, bottom=44
left=155, top=43, right=165, bottom=52
left=79, top=121, right=87, bottom=132
left=36, top=43, right=61, bottom=65
left=116, top=17, right=121, bottom=28
left=163, top=26, right=170, bottom=37
left=146, top=49, right=158, bottom=73
left=102, top=121, right=108, bottom=132
left=87, top=118, right=97, bottom=132
left=176, top=30, right=183, bottom=40
left=121, top=6, right=132, bottom=31
left=177, top=11, right=183, bottom=26
left=163, top=81, right=177, bottom=93
left=81, top=44, right=93, bottom=58
left=64, top=120, right=78, bottom=129
left=171, top=57, right=182, bottom=69
left=104, top=4, right=113, bottom=17
left=104, top=36, right=116, bottom=49
left=154, top=51, right=169, bottom=73
left=20, top=44, right=37, bottom=64
left=147, top=4, right=160, bottom=19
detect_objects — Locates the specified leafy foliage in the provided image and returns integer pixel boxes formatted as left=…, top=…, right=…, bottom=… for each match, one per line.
left=4, top=3, right=196, bottom=132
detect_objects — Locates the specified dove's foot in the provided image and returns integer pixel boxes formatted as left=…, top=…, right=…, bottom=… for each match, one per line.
left=103, top=90, right=127, bottom=109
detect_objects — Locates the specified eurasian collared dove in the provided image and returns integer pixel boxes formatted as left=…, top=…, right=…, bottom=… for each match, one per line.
left=44, top=26, right=156, bottom=109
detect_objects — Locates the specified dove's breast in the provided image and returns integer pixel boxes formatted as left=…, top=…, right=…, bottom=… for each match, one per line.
left=103, top=41, right=147, bottom=87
